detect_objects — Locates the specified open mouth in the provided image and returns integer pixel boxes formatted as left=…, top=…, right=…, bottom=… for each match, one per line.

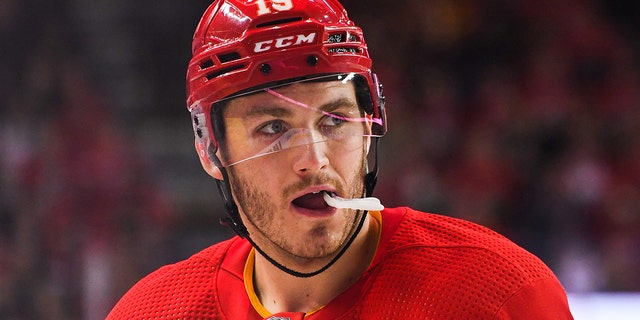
left=292, top=191, right=334, bottom=211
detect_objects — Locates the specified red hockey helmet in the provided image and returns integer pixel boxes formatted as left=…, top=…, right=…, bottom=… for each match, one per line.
left=187, top=0, right=386, bottom=160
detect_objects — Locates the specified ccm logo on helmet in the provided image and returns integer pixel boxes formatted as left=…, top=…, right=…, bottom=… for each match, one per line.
left=253, top=32, right=317, bottom=53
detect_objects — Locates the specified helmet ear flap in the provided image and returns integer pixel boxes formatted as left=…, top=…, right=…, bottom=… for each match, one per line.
left=354, top=73, right=387, bottom=136
left=192, top=109, right=223, bottom=180
left=371, top=73, right=387, bottom=136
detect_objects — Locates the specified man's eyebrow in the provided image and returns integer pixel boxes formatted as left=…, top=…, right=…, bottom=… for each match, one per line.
left=319, top=98, right=358, bottom=113
left=242, top=105, right=293, bottom=119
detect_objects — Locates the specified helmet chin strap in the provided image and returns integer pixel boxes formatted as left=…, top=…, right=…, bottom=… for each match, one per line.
left=245, top=210, right=367, bottom=278
left=211, top=145, right=249, bottom=238
left=364, top=138, right=380, bottom=197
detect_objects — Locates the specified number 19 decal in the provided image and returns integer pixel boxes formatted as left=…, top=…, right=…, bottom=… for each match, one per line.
left=256, top=0, right=294, bottom=15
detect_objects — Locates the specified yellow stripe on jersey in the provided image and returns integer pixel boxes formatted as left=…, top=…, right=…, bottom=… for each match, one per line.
left=243, top=210, right=383, bottom=317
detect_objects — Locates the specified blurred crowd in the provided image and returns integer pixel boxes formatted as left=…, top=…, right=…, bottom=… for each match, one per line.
left=1, top=0, right=639, bottom=319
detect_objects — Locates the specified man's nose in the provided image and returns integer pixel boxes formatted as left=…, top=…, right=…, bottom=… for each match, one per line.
left=292, top=139, right=330, bottom=175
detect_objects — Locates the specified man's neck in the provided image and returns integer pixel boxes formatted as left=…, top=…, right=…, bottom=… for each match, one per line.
left=252, top=213, right=380, bottom=314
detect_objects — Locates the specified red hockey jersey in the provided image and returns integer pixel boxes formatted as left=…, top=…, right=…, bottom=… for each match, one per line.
left=107, top=207, right=573, bottom=319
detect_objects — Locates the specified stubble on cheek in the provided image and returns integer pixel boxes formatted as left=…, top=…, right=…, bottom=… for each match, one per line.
left=228, top=169, right=275, bottom=234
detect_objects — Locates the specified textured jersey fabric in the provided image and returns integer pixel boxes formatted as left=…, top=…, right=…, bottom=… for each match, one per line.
left=107, top=207, right=573, bottom=319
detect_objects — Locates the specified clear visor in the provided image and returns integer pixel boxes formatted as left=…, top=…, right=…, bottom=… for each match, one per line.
left=214, top=73, right=384, bottom=167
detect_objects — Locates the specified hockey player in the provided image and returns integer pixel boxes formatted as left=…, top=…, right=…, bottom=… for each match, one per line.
left=108, top=0, right=574, bottom=318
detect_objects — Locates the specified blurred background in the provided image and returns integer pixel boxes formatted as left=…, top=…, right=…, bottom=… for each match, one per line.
left=1, top=0, right=639, bottom=319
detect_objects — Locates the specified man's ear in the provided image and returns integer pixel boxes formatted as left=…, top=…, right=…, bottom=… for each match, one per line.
left=195, top=139, right=224, bottom=180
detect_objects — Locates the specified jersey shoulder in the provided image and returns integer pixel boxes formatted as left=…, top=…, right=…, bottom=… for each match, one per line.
left=361, top=207, right=572, bottom=319
left=382, top=206, right=555, bottom=278
left=106, top=237, right=240, bottom=320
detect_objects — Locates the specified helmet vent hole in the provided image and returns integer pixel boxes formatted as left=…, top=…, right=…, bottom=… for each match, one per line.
left=328, top=47, right=359, bottom=54
left=328, top=33, right=345, bottom=43
left=307, top=55, right=319, bottom=66
left=206, top=65, right=245, bottom=80
left=259, top=63, right=272, bottom=74
left=218, top=52, right=241, bottom=63
left=256, top=17, right=303, bottom=28
left=199, top=59, right=214, bottom=70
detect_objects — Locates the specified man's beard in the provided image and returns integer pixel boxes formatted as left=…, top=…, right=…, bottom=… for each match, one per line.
left=227, top=156, right=367, bottom=261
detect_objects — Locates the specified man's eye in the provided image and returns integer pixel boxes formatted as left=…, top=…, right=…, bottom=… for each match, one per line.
left=322, top=114, right=345, bottom=127
left=258, top=120, right=286, bottom=134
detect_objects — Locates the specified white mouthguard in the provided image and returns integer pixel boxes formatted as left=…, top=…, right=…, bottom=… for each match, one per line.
left=323, top=192, right=384, bottom=211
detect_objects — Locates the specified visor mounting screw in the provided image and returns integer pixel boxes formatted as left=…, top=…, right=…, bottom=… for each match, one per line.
left=260, top=63, right=271, bottom=74
left=307, top=55, right=319, bottom=66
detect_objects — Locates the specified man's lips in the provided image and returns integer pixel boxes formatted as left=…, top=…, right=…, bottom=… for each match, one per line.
left=290, top=186, right=338, bottom=212
left=291, top=192, right=328, bottom=210
left=292, top=192, right=331, bottom=210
